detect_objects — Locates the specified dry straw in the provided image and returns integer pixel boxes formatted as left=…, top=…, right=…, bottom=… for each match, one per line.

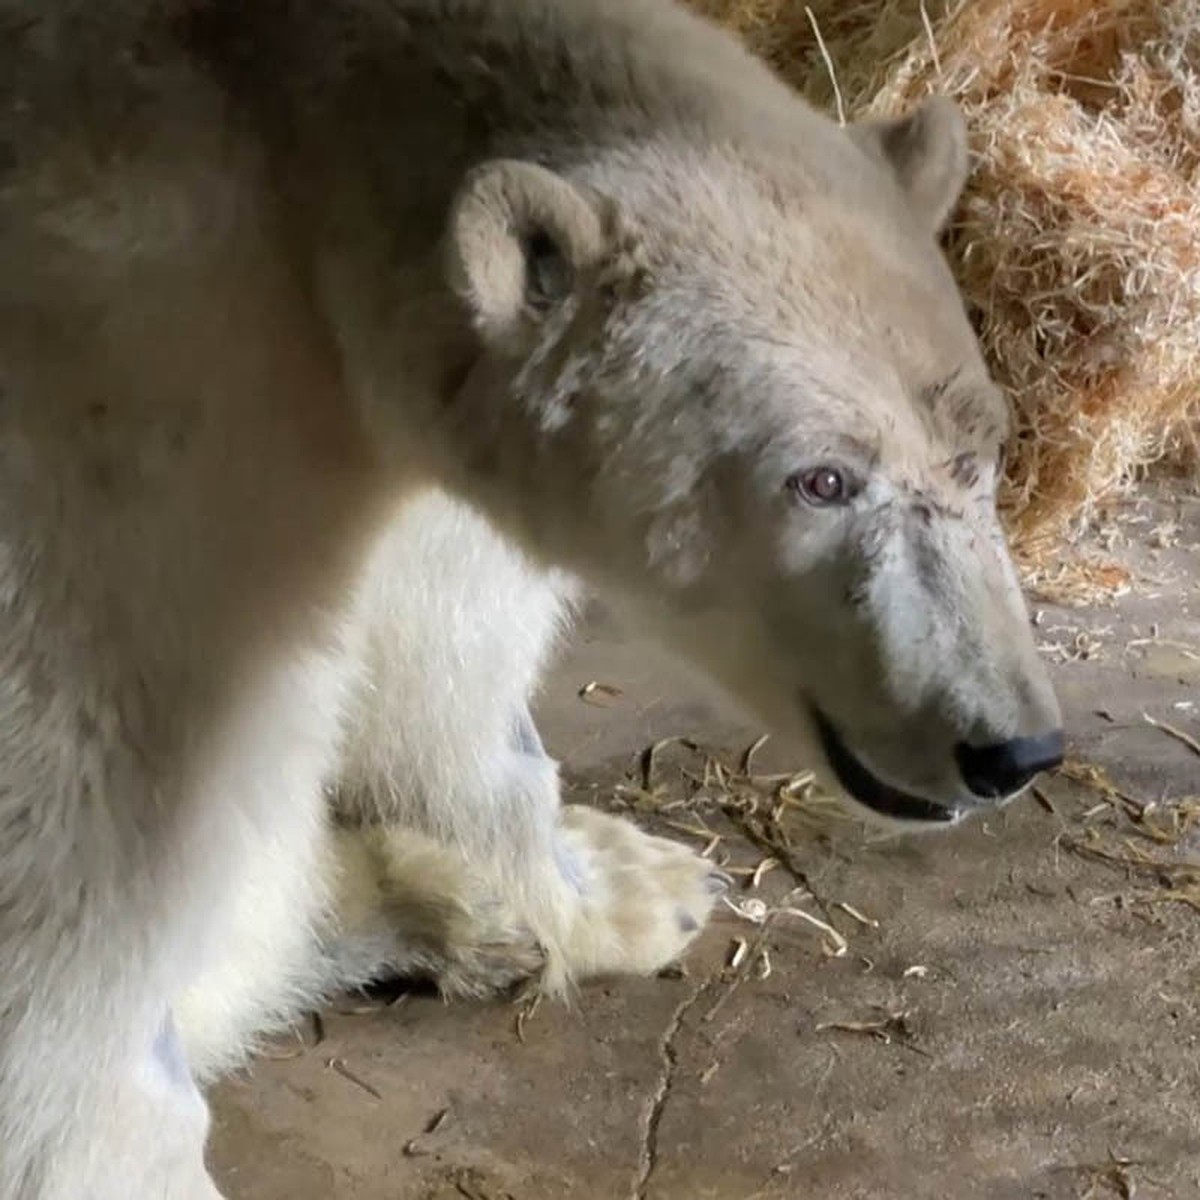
left=692, top=0, right=1200, bottom=586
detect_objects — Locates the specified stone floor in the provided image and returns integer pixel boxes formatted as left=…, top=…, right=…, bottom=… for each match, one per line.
left=209, top=491, right=1200, bottom=1200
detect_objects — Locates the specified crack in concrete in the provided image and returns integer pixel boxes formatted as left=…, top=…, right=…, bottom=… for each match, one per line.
left=630, top=977, right=709, bottom=1200
left=720, top=804, right=837, bottom=924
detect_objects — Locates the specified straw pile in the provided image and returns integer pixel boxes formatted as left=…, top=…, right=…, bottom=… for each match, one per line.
left=691, top=0, right=1200, bottom=577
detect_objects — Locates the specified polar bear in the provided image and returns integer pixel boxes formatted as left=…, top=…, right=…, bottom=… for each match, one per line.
left=0, top=0, right=1064, bottom=1195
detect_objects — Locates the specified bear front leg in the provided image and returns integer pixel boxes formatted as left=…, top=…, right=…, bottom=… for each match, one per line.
left=487, top=714, right=728, bottom=986
left=326, top=703, right=726, bottom=998
left=325, top=492, right=726, bottom=996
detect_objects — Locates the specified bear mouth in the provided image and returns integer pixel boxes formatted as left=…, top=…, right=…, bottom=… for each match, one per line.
left=810, top=707, right=959, bottom=825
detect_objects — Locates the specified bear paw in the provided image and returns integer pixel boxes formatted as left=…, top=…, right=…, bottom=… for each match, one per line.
left=552, top=804, right=727, bottom=980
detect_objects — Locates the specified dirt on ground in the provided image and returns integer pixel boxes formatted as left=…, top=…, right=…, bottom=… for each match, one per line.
left=208, top=490, right=1200, bottom=1200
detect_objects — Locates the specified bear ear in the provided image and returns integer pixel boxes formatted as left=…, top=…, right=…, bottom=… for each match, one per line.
left=447, top=160, right=607, bottom=355
left=851, top=96, right=970, bottom=234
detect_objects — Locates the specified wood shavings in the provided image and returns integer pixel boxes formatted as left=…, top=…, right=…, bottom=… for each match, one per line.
left=577, top=680, right=623, bottom=707
left=723, top=896, right=769, bottom=924
left=325, top=1057, right=382, bottom=1100
left=781, top=906, right=850, bottom=958
left=1032, top=785, right=1057, bottom=814
left=1038, top=627, right=1105, bottom=663
left=662, top=818, right=721, bottom=841
left=816, top=1008, right=929, bottom=1055
left=1048, top=761, right=1200, bottom=919
left=728, top=937, right=749, bottom=970
left=1125, top=637, right=1200, bottom=661
left=751, top=857, right=779, bottom=888
left=403, top=1107, right=453, bottom=1157
left=629, top=734, right=867, bottom=971
left=834, top=901, right=879, bottom=929
left=1142, top=712, right=1200, bottom=758
left=739, top=733, right=771, bottom=775
left=1055, top=759, right=1198, bottom=838
left=722, top=893, right=848, bottom=956
left=1062, top=1151, right=1142, bottom=1200
left=1060, top=826, right=1200, bottom=910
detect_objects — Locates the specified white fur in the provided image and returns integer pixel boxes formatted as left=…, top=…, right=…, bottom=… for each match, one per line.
left=174, top=493, right=729, bottom=1085
left=0, top=2, right=1060, bottom=1195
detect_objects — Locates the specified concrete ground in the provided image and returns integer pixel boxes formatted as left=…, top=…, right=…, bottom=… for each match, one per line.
left=209, top=492, right=1200, bottom=1200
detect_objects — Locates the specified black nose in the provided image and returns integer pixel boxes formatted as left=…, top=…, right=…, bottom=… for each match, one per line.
left=955, top=731, right=1065, bottom=799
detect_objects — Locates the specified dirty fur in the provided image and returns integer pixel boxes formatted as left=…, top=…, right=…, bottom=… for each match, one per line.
left=0, top=1, right=1060, bottom=1196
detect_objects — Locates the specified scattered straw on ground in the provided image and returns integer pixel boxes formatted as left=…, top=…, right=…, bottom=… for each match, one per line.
left=1051, top=737, right=1200, bottom=917
left=614, top=734, right=877, bottom=977
left=623, top=726, right=1200, bottom=945
left=618, top=733, right=853, bottom=887
left=693, top=0, right=1200, bottom=579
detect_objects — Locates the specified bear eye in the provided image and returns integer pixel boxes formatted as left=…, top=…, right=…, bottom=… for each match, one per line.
left=786, top=466, right=854, bottom=506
